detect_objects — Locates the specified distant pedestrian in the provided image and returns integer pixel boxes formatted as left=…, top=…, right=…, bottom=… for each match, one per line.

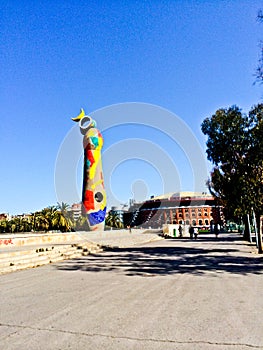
left=189, top=226, right=194, bottom=239
left=179, top=225, right=183, bottom=238
left=127, top=225, right=132, bottom=233
left=193, top=227, right=198, bottom=240
left=214, top=224, right=219, bottom=238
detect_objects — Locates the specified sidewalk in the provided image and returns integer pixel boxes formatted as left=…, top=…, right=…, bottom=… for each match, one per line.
left=1, top=231, right=262, bottom=350
left=76, top=229, right=163, bottom=248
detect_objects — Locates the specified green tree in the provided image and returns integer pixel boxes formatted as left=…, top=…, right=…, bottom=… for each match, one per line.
left=0, top=204, right=74, bottom=234
left=201, top=104, right=263, bottom=253
left=105, top=212, right=124, bottom=229
left=56, top=202, right=70, bottom=215
left=44, top=206, right=58, bottom=231
left=74, top=215, right=89, bottom=231
left=55, top=203, right=73, bottom=232
left=34, top=209, right=50, bottom=232
left=0, top=219, right=9, bottom=233
left=6, top=217, right=30, bottom=233
left=36, top=206, right=73, bottom=232
left=30, top=212, right=38, bottom=232
left=19, top=217, right=32, bottom=232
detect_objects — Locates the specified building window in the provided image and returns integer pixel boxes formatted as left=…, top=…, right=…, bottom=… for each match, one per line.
left=199, top=219, right=203, bottom=225
left=192, top=220, right=196, bottom=226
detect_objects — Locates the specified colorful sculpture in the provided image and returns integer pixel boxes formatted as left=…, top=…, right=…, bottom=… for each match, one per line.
left=72, top=109, right=107, bottom=231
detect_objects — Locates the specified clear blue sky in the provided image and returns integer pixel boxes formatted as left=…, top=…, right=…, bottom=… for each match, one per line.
left=1, top=0, right=262, bottom=215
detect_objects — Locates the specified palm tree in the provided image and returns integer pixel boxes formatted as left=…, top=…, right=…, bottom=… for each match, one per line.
left=30, top=212, right=38, bottom=231
left=44, top=206, right=58, bottom=231
left=10, top=220, right=16, bottom=233
left=7, top=218, right=19, bottom=233
left=56, top=202, right=73, bottom=232
left=56, top=202, right=70, bottom=216
left=17, top=217, right=32, bottom=232
left=0, top=219, right=9, bottom=233
left=75, top=215, right=89, bottom=231
left=34, top=209, right=50, bottom=232
left=105, top=212, right=124, bottom=229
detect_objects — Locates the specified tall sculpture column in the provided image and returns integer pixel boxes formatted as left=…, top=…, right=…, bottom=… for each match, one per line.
left=72, top=109, right=107, bottom=231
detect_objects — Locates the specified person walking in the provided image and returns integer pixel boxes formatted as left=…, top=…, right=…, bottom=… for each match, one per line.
left=189, top=226, right=194, bottom=239
left=179, top=225, right=183, bottom=238
left=193, top=227, right=198, bottom=240
left=214, top=224, right=219, bottom=238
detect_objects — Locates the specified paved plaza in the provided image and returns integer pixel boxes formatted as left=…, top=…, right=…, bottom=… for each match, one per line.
left=0, top=232, right=262, bottom=349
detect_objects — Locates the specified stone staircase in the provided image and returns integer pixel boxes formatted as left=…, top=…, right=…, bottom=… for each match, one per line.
left=0, top=242, right=103, bottom=275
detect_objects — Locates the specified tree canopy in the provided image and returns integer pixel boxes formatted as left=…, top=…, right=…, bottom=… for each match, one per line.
left=0, top=203, right=75, bottom=233
left=105, top=211, right=124, bottom=229
left=201, top=104, right=263, bottom=223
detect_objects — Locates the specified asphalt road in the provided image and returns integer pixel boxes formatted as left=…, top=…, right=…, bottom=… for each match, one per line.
left=1, top=233, right=262, bottom=350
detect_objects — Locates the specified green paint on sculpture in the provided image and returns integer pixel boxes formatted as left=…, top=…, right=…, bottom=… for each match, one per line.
left=72, top=108, right=107, bottom=231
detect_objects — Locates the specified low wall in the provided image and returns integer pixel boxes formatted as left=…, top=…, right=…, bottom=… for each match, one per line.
left=0, top=229, right=147, bottom=248
left=0, top=232, right=83, bottom=248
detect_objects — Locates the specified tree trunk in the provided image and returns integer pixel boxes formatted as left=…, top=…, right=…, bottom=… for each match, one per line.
left=255, top=213, right=263, bottom=254
left=243, top=214, right=251, bottom=241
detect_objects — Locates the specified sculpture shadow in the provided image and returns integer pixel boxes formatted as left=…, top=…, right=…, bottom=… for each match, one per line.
left=55, top=241, right=263, bottom=277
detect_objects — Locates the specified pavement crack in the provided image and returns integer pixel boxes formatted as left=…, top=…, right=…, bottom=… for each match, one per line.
left=0, top=322, right=262, bottom=348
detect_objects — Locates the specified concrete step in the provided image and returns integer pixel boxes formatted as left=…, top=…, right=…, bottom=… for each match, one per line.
left=0, top=249, right=80, bottom=270
left=78, top=243, right=104, bottom=255
left=0, top=256, right=66, bottom=274
left=0, top=248, right=81, bottom=268
left=0, top=245, right=77, bottom=262
left=0, top=242, right=103, bottom=275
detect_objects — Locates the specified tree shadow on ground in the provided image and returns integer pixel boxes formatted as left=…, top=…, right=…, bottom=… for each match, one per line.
left=55, top=238, right=263, bottom=277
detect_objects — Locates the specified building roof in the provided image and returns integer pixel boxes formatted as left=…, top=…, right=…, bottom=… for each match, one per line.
left=151, top=191, right=212, bottom=200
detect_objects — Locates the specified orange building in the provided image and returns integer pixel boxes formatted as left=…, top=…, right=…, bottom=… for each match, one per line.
left=126, top=192, right=223, bottom=228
